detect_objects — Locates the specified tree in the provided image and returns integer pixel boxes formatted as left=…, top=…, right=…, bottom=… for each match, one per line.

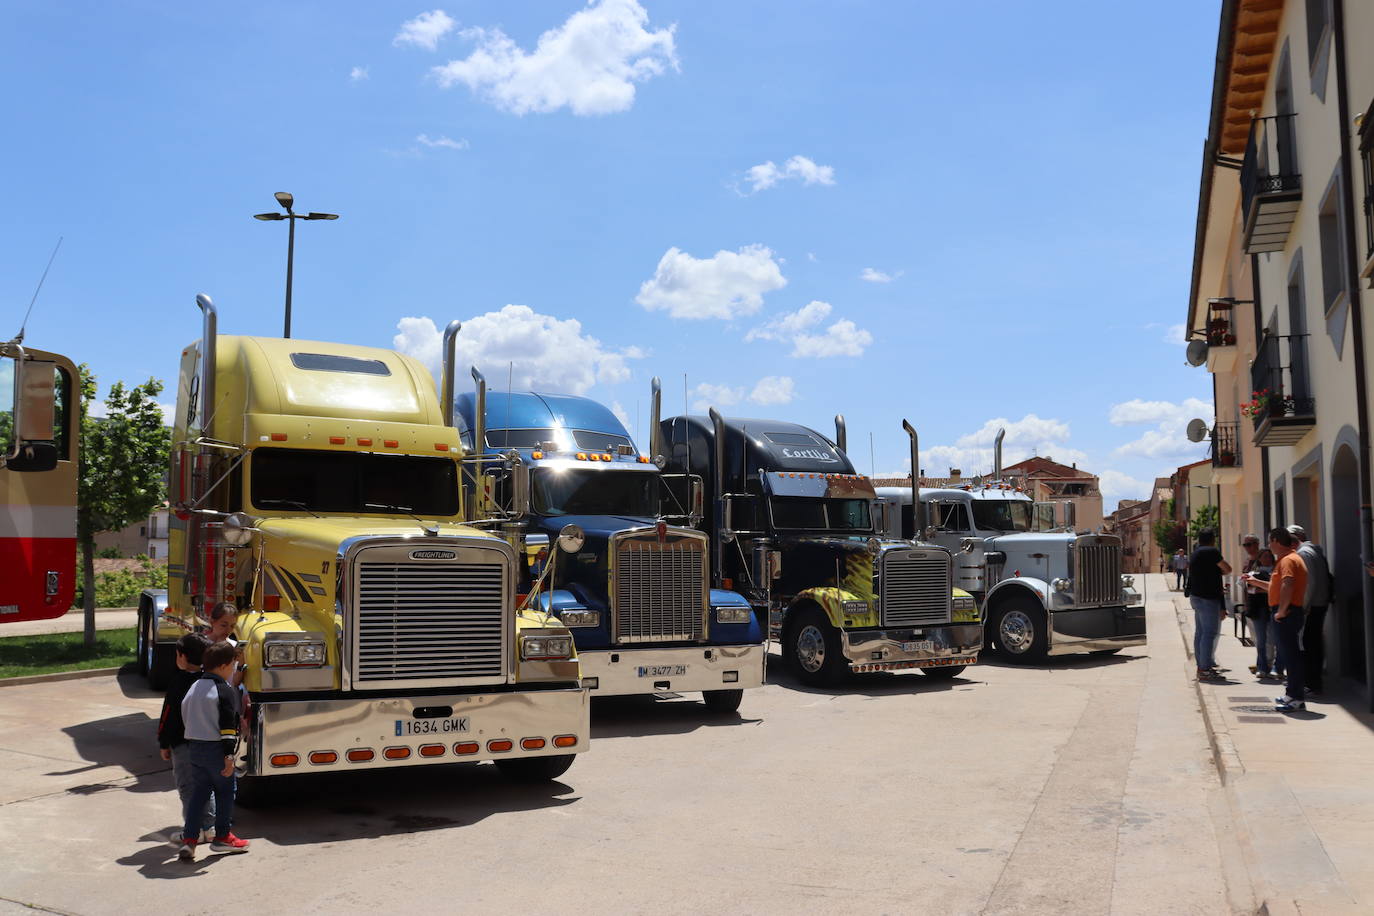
left=77, top=368, right=171, bottom=647
left=1188, top=503, right=1220, bottom=540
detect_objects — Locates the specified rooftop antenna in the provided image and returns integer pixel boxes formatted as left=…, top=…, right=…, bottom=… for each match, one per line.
left=15, top=237, right=63, bottom=343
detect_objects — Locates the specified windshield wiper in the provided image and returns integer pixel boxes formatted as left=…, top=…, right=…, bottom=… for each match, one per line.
left=255, top=497, right=319, bottom=517
left=364, top=502, right=435, bottom=529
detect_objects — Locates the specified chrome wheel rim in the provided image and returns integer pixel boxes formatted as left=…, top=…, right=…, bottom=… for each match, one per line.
left=999, top=610, right=1034, bottom=654
left=144, top=616, right=155, bottom=671
left=796, top=624, right=827, bottom=673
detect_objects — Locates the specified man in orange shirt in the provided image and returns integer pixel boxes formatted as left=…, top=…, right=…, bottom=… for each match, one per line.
left=1267, top=527, right=1309, bottom=711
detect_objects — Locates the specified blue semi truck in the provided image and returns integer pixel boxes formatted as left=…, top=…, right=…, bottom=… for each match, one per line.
left=454, top=372, right=766, bottom=712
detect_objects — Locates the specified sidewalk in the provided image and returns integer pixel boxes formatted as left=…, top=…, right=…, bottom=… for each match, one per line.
left=1168, top=575, right=1374, bottom=914
left=2, top=607, right=138, bottom=638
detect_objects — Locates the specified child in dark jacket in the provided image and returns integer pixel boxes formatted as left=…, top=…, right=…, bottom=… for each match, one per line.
left=157, top=633, right=214, bottom=843
left=177, top=640, right=251, bottom=860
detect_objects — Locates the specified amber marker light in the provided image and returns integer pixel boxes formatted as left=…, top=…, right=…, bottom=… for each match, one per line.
left=270, top=433, right=288, bottom=441
left=435, top=443, right=450, bottom=451
left=576, top=452, right=588, bottom=460
left=383, top=746, right=411, bottom=760
left=357, top=437, right=373, bottom=446
left=419, top=744, right=446, bottom=758
left=532, top=451, right=544, bottom=459
left=453, top=742, right=480, bottom=755
left=487, top=739, right=513, bottom=753
left=309, top=751, right=338, bottom=765
left=270, top=753, right=300, bottom=767
left=346, top=749, right=375, bottom=763
left=329, top=436, right=345, bottom=445
left=553, top=735, right=577, bottom=748
left=521, top=738, right=546, bottom=751
left=384, top=439, right=399, bottom=448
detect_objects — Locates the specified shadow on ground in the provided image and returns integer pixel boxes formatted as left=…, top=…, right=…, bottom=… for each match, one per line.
left=590, top=694, right=762, bottom=738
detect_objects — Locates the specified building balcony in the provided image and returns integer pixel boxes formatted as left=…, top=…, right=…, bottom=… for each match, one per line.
left=1247, top=333, right=1316, bottom=447
left=1240, top=114, right=1301, bottom=254
left=1209, top=421, right=1242, bottom=484
left=1203, top=299, right=1239, bottom=373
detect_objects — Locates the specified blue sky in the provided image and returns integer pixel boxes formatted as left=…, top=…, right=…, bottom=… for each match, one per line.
left=1, top=0, right=1218, bottom=507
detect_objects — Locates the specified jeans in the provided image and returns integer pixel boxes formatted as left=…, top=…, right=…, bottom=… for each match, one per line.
left=1302, top=605, right=1327, bottom=691
left=171, top=743, right=215, bottom=833
left=1275, top=608, right=1307, bottom=701
left=183, top=740, right=235, bottom=842
left=1190, top=596, right=1223, bottom=671
left=1176, top=570, right=1187, bottom=589
left=1250, top=606, right=1278, bottom=675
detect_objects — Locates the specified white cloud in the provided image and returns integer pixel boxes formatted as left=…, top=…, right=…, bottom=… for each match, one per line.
left=859, top=267, right=902, bottom=283
left=749, top=375, right=795, bottom=405
left=636, top=244, right=786, bottom=319
left=416, top=133, right=470, bottom=150
left=745, top=300, right=829, bottom=341
left=923, top=414, right=1082, bottom=476
left=431, top=0, right=677, bottom=116
left=395, top=10, right=457, bottom=51
left=610, top=400, right=632, bottom=432
left=691, top=382, right=743, bottom=411
left=747, top=299, right=872, bottom=358
left=1099, top=469, right=1150, bottom=508
left=742, top=155, right=836, bottom=193
left=1109, top=397, right=1212, bottom=460
left=394, top=306, right=640, bottom=395
left=1164, top=323, right=1188, bottom=345
left=350, top=66, right=369, bottom=82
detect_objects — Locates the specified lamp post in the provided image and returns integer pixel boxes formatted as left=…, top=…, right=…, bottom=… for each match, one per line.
left=254, top=192, right=338, bottom=338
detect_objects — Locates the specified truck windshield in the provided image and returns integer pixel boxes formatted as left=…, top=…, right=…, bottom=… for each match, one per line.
left=770, top=497, right=872, bottom=532
left=970, top=499, right=1033, bottom=532
left=250, top=448, right=459, bottom=516
left=531, top=468, right=658, bottom=517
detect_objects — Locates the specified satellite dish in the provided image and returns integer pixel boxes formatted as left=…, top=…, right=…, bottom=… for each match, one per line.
left=1186, top=418, right=1210, bottom=443
left=1185, top=339, right=1209, bottom=367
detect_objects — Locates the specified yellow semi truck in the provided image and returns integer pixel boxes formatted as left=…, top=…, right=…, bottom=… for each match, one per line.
left=138, top=295, right=588, bottom=798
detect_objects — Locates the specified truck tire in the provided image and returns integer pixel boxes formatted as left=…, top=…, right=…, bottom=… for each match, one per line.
left=495, top=754, right=576, bottom=783
left=143, top=607, right=175, bottom=691
left=702, top=689, right=743, bottom=713
left=919, top=664, right=966, bottom=680
left=136, top=606, right=150, bottom=676
left=785, top=606, right=847, bottom=686
left=992, top=598, right=1048, bottom=663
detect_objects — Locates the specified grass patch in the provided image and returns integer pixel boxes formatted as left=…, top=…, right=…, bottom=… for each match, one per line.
left=0, top=628, right=136, bottom=679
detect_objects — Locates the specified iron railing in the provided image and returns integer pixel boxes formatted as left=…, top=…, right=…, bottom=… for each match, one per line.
left=1248, top=333, right=1315, bottom=430
left=1210, top=421, right=1241, bottom=469
left=1240, top=114, right=1300, bottom=228
left=1204, top=300, right=1236, bottom=347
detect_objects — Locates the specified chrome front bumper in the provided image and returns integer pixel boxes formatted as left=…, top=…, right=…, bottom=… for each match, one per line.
left=248, top=686, right=589, bottom=776
left=842, top=623, right=983, bottom=673
left=579, top=643, right=766, bottom=696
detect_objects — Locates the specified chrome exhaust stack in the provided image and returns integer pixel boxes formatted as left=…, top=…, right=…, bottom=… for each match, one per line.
left=650, top=376, right=663, bottom=459
left=195, top=294, right=217, bottom=434
left=440, top=321, right=461, bottom=427
left=709, top=407, right=728, bottom=588
left=471, top=366, right=487, bottom=458
left=902, top=419, right=922, bottom=537
left=994, top=427, right=1005, bottom=481
left=834, top=414, right=847, bottom=453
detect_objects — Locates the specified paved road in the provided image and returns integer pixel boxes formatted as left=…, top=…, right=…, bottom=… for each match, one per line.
left=3, top=607, right=138, bottom=638
left=0, top=577, right=1250, bottom=914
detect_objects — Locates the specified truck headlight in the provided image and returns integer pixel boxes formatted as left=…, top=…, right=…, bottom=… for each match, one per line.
left=841, top=599, right=869, bottom=616
left=1121, top=574, right=1135, bottom=589
left=951, top=595, right=979, bottom=621
left=558, top=608, right=600, bottom=627
left=1051, top=577, right=1072, bottom=593
left=952, top=596, right=976, bottom=611
left=263, top=634, right=327, bottom=667
left=521, top=635, right=574, bottom=660
left=713, top=606, right=753, bottom=624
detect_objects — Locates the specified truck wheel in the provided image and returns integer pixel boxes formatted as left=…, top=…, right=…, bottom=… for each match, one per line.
left=702, top=689, right=743, bottom=713
left=136, top=606, right=149, bottom=676
left=992, top=599, right=1048, bottom=663
left=145, top=611, right=174, bottom=691
left=785, top=606, right=847, bottom=686
left=495, top=754, right=576, bottom=783
left=919, top=664, right=966, bottom=680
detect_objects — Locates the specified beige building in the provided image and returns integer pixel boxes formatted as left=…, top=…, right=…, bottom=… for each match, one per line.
left=93, top=505, right=169, bottom=560
left=1186, top=0, right=1373, bottom=706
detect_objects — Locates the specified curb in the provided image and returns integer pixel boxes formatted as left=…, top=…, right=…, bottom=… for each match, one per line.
left=0, top=665, right=131, bottom=688
left=1170, top=595, right=1243, bottom=784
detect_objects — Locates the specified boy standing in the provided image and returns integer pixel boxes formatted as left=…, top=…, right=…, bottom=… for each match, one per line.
left=157, top=633, right=215, bottom=843
left=178, top=640, right=251, bottom=860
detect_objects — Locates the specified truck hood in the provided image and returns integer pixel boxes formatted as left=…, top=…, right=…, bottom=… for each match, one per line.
left=254, top=515, right=502, bottom=554
left=984, top=531, right=1076, bottom=552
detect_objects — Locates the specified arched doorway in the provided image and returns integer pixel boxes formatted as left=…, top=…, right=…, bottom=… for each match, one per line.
left=1331, top=445, right=1363, bottom=684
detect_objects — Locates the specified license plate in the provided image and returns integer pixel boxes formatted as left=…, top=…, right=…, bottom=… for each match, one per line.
left=395, top=716, right=469, bottom=737
left=637, top=665, right=687, bottom=677
left=902, top=640, right=935, bottom=653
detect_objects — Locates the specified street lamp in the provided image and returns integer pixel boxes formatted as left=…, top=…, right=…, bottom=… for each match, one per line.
left=254, top=192, right=338, bottom=338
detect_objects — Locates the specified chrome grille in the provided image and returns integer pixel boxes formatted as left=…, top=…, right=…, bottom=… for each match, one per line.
left=354, top=562, right=505, bottom=682
left=1074, top=540, right=1122, bottom=606
left=613, top=537, right=706, bottom=643
left=880, top=550, right=952, bottom=627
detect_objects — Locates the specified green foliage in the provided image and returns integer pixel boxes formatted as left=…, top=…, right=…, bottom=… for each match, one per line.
left=0, top=628, right=137, bottom=679
left=77, top=368, right=171, bottom=541
left=95, top=546, right=123, bottom=559
left=1188, top=503, right=1220, bottom=539
left=1153, top=518, right=1185, bottom=554
left=72, top=558, right=167, bottom=609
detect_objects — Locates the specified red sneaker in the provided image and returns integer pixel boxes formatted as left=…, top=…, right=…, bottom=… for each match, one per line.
left=209, top=833, right=250, bottom=854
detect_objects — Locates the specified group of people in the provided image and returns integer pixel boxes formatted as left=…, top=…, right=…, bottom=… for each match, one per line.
left=154, top=603, right=251, bottom=861
left=1185, top=525, right=1331, bottom=712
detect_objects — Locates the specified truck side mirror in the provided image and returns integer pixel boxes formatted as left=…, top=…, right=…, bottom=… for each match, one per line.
left=1, top=353, right=59, bottom=472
